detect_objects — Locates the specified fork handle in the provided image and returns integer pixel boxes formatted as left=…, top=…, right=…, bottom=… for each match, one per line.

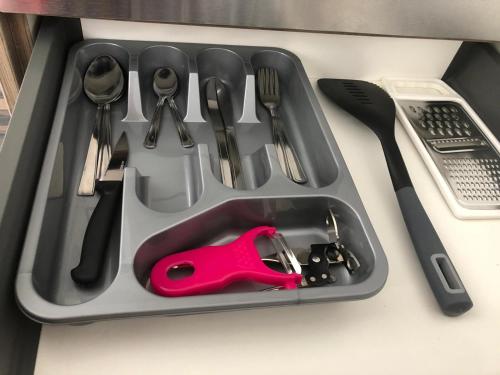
left=272, top=116, right=307, bottom=184
left=271, top=116, right=289, bottom=179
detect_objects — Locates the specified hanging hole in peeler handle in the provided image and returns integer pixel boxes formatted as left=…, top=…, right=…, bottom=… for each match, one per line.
left=167, top=263, right=195, bottom=280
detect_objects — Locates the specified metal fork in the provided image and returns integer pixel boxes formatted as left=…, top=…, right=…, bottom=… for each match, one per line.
left=257, top=67, right=307, bottom=184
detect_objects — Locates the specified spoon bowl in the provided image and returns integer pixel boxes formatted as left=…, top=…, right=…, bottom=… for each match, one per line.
left=153, top=67, right=178, bottom=98
left=84, top=55, right=124, bottom=105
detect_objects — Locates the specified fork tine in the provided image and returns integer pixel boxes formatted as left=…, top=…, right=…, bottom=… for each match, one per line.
left=257, top=67, right=281, bottom=104
left=263, top=67, right=268, bottom=97
left=268, top=67, right=273, bottom=96
left=268, top=68, right=273, bottom=96
left=273, top=69, right=279, bottom=97
left=260, top=68, right=267, bottom=98
left=263, top=68, right=268, bottom=95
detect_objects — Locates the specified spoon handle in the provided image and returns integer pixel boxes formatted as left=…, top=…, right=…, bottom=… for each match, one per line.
left=97, top=103, right=112, bottom=179
left=144, top=96, right=166, bottom=149
left=167, top=97, right=194, bottom=148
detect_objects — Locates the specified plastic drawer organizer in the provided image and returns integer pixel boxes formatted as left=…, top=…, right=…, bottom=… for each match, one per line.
left=16, top=40, right=387, bottom=323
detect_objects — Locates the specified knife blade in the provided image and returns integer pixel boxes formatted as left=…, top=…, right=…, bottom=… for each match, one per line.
left=206, top=78, right=245, bottom=189
left=71, top=132, right=129, bottom=285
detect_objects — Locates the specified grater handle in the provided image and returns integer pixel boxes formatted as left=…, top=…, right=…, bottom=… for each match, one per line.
left=396, top=187, right=473, bottom=316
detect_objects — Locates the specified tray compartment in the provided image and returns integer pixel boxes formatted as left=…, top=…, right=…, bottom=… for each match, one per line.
left=129, top=45, right=206, bottom=212
left=197, top=48, right=272, bottom=189
left=251, top=50, right=338, bottom=188
left=31, top=42, right=130, bottom=305
left=138, top=45, right=190, bottom=125
left=131, top=150, right=203, bottom=213
left=197, top=48, right=248, bottom=122
left=133, top=195, right=375, bottom=293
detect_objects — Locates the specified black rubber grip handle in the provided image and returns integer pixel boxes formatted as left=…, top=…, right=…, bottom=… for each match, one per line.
left=71, top=181, right=122, bottom=285
left=396, top=186, right=473, bottom=316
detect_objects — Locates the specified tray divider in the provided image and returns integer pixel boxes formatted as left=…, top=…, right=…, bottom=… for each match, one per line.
left=184, top=56, right=205, bottom=123
left=238, top=63, right=260, bottom=123
left=123, top=53, right=148, bottom=123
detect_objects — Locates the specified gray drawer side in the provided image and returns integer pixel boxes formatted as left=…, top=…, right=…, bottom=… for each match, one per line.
left=0, top=17, right=82, bottom=374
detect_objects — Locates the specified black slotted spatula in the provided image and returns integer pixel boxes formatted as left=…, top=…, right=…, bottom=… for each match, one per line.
left=318, top=79, right=472, bottom=316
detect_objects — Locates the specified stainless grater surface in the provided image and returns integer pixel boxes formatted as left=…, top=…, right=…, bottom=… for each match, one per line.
left=441, top=156, right=500, bottom=208
left=399, top=100, right=500, bottom=210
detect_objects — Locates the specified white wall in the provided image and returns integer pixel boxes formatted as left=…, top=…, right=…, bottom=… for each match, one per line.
left=82, top=19, right=461, bottom=80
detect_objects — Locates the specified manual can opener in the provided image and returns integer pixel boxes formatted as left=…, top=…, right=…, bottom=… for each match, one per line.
left=305, top=209, right=360, bottom=286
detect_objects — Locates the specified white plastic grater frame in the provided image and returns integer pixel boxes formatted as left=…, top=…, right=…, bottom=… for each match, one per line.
left=382, top=77, right=500, bottom=220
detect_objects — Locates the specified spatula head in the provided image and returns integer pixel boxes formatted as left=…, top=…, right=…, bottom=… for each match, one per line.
left=318, top=78, right=412, bottom=191
left=317, top=79, right=396, bottom=139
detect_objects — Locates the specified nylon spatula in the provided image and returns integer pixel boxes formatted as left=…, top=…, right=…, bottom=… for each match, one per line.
left=318, top=79, right=473, bottom=316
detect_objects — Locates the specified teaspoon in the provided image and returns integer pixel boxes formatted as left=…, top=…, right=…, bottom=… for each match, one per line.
left=144, top=67, right=194, bottom=149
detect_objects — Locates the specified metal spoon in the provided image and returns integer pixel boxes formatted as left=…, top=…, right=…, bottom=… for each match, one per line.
left=144, top=67, right=194, bottom=149
left=78, top=55, right=124, bottom=196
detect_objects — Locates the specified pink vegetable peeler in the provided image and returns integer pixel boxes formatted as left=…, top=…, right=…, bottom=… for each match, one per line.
left=150, top=226, right=303, bottom=297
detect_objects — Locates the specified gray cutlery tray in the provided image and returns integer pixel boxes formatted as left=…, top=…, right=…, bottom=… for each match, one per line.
left=16, top=39, right=388, bottom=323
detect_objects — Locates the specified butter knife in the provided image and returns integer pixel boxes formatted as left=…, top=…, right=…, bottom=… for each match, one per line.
left=206, top=78, right=245, bottom=189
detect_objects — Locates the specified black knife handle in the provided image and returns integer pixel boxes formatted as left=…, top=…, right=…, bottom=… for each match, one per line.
left=71, top=181, right=122, bottom=285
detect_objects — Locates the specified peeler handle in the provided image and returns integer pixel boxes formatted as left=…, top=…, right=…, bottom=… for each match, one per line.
left=150, top=226, right=302, bottom=297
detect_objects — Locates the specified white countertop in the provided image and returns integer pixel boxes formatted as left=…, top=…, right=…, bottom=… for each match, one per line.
left=35, top=21, right=500, bottom=375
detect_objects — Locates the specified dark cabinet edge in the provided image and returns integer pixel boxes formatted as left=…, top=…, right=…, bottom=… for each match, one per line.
left=443, top=42, right=500, bottom=143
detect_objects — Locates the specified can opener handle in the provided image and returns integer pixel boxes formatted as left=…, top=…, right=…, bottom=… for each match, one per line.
left=150, top=226, right=303, bottom=297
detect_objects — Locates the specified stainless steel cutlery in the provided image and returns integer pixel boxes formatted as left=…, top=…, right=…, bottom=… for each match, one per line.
left=144, top=67, right=194, bottom=149
left=77, top=62, right=307, bottom=194
left=206, top=77, right=245, bottom=189
left=78, top=56, right=124, bottom=196
left=257, top=67, right=307, bottom=184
